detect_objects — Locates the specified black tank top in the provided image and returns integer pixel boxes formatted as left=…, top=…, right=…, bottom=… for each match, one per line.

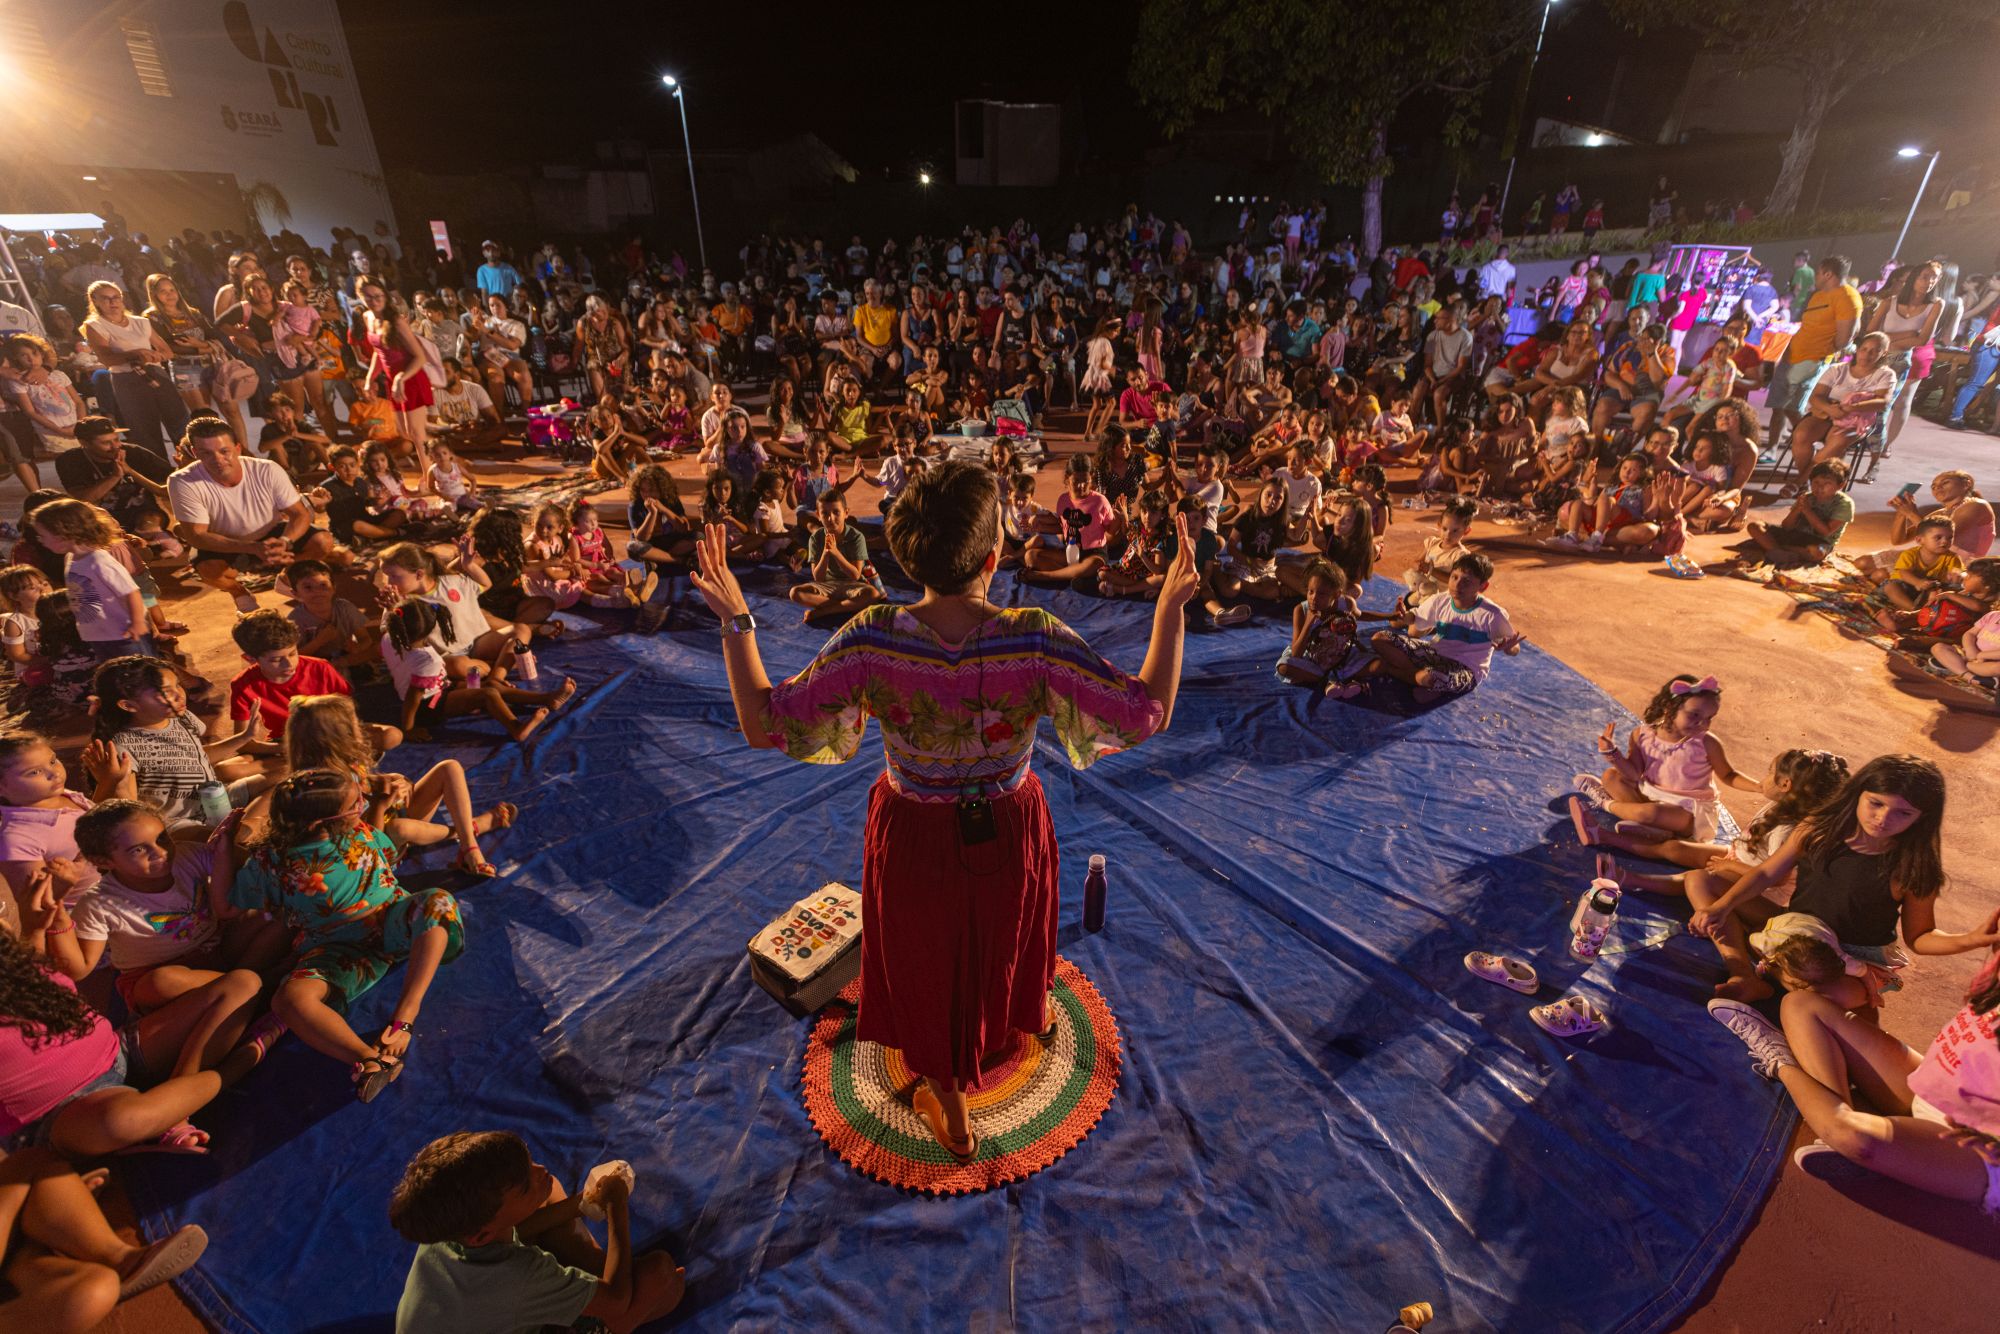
left=1787, top=842, right=1900, bottom=947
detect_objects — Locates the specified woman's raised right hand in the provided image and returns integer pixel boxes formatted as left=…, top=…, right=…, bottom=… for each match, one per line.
left=689, top=522, right=750, bottom=621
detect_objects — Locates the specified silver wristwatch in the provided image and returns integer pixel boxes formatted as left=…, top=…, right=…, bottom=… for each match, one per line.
left=727, top=612, right=758, bottom=636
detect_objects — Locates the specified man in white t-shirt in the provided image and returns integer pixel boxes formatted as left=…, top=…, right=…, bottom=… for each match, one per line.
left=1477, top=246, right=1516, bottom=303
left=1415, top=308, right=1475, bottom=427
left=429, top=360, right=503, bottom=447
left=169, top=416, right=337, bottom=609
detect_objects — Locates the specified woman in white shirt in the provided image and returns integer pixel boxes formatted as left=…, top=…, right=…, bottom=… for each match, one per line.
left=1786, top=331, right=1898, bottom=485
left=80, top=281, right=188, bottom=458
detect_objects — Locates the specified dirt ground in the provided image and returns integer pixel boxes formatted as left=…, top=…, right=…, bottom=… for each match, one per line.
left=24, top=399, right=1995, bottom=1333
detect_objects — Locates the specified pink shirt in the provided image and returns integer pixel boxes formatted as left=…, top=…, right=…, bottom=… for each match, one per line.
left=1907, top=999, right=2000, bottom=1138
left=0, top=790, right=100, bottom=896
left=1635, top=725, right=1715, bottom=799
left=0, top=970, right=120, bottom=1137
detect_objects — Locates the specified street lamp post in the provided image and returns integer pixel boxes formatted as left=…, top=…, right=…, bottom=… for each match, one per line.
left=1497, top=0, right=1559, bottom=226
left=1891, top=146, right=1940, bottom=264
left=661, top=74, right=707, bottom=274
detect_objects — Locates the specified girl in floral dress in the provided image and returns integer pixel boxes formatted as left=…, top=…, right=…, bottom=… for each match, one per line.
left=222, top=768, right=464, bottom=1103
left=691, top=461, right=1200, bottom=1161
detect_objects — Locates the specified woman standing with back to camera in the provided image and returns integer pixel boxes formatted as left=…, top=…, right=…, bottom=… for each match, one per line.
left=692, top=460, right=1198, bottom=1159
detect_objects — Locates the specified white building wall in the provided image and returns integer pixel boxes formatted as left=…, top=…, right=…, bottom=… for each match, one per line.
left=2, top=0, right=392, bottom=246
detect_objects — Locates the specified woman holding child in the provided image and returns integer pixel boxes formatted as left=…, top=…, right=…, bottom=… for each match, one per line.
left=691, top=461, right=1199, bottom=1160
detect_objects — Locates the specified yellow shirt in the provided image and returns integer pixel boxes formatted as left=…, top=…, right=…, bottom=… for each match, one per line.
left=1787, top=283, right=1862, bottom=363
left=851, top=302, right=896, bottom=349
left=1890, top=547, right=1962, bottom=583
left=834, top=401, right=872, bottom=443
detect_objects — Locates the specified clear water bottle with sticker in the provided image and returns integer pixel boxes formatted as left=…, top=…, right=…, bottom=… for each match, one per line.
left=194, top=780, right=231, bottom=827
left=1569, top=877, right=1621, bottom=960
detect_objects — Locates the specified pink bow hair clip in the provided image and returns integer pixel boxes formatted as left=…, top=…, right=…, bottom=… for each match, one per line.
left=1669, top=675, right=1720, bottom=696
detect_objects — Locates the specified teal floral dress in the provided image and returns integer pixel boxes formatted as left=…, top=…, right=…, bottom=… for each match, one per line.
left=231, top=818, right=463, bottom=1005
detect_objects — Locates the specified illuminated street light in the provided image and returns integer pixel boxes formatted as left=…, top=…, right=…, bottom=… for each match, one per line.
left=1891, top=146, right=1939, bottom=262
left=659, top=73, right=705, bottom=271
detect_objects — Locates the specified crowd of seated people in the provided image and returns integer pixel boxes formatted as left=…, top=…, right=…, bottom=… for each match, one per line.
left=0, top=199, right=1995, bottom=1329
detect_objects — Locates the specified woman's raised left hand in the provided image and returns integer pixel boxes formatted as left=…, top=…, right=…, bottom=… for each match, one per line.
left=690, top=522, right=751, bottom=621
left=1158, top=512, right=1202, bottom=611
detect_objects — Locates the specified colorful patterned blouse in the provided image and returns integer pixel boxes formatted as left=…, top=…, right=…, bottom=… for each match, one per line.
left=764, top=605, right=1164, bottom=801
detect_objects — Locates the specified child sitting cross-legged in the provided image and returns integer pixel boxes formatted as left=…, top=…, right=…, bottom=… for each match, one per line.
left=1337, top=552, right=1523, bottom=704
left=1275, top=559, right=1362, bottom=693
left=381, top=600, right=576, bottom=746
left=1594, top=746, right=1850, bottom=886
left=230, top=608, right=400, bottom=757
left=283, top=693, right=518, bottom=878
left=1866, top=515, right=1961, bottom=619
left=1097, top=489, right=1175, bottom=598
left=788, top=493, right=885, bottom=622
left=1736, top=459, right=1854, bottom=568
left=221, top=768, right=465, bottom=1103
left=1570, top=673, right=1761, bottom=846
left=58, top=800, right=292, bottom=1012
left=389, top=1130, right=684, bottom=1334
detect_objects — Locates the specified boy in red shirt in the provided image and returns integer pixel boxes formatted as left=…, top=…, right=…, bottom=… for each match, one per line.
left=229, top=609, right=401, bottom=754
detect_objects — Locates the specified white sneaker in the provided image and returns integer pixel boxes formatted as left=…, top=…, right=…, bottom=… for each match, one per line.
left=1572, top=773, right=1614, bottom=810
left=1707, top=998, right=1796, bottom=1079
left=1583, top=531, right=1605, bottom=551
left=1214, top=604, right=1252, bottom=627
left=1549, top=533, right=1583, bottom=550
left=1792, top=1138, right=1880, bottom=1189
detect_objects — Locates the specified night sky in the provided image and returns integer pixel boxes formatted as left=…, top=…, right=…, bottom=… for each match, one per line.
left=337, top=0, right=1152, bottom=171
left=337, top=0, right=1991, bottom=183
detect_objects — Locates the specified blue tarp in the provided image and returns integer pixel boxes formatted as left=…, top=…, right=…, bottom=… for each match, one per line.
left=127, top=571, right=1790, bottom=1333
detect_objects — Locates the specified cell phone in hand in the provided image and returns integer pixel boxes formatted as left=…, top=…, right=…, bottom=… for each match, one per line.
left=1895, top=482, right=1921, bottom=499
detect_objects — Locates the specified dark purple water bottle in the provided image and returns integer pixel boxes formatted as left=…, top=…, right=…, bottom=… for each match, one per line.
left=1082, top=854, right=1108, bottom=932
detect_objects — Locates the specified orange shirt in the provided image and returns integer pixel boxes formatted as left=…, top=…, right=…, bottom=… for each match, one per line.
left=1787, top=282, right=1862, bottom=363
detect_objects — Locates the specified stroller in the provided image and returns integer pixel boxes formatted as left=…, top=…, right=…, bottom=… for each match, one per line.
left=525, top=399, right=594, bottom=466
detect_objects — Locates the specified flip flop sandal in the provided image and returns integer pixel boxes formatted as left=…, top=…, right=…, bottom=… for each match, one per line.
left=488, top=801, right=519, bottom=831
left=352, top=1053, right=405, bottom=1103
left=911, top=1084, right=978, bottom=1164
left=1530, top=996, right=1609, bottom=1039
left=113, top=1121, right=211, bottom=1157
left=118, top=1223, right=209, bottom=1301
left=536, top=619, right=567, bottom=639
left=238, top=1013, right=288, bottom=1066
left=1464, top=951, right=1540, bottom=994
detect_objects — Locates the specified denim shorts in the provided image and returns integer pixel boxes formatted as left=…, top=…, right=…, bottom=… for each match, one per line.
left=3, top=1024, right=144, bottom=1150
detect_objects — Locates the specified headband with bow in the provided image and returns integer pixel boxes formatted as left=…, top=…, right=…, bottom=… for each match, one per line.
left=1669, top=675, right=1720, bottom=696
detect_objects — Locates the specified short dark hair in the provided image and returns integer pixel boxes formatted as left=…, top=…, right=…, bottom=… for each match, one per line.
left=330, top=446, right=358, bottom=465
left=185, top=414, right=235, bottom=448
left=75, top=798, right=164, bottom=861
left=388, top=1131, right=534, bottom=1243
left=232, top=608, right=300, bottom=656
left=1817, top=254, right=1852, bottom=281
left=1807, top=459, right=1849, bottom=485
left=285, top=558, right=334, bottom=586
left=885, top=459, right=1000, bottom=594
left=1914, top=515, right=1954, bottom=539
left=75, top=415, right=118, bottom=442
left=1451, top=551, right=1495, bottom=582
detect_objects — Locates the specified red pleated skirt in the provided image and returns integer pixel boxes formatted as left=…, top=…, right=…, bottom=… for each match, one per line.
left=857, top=770, right=1060, bottom=1088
